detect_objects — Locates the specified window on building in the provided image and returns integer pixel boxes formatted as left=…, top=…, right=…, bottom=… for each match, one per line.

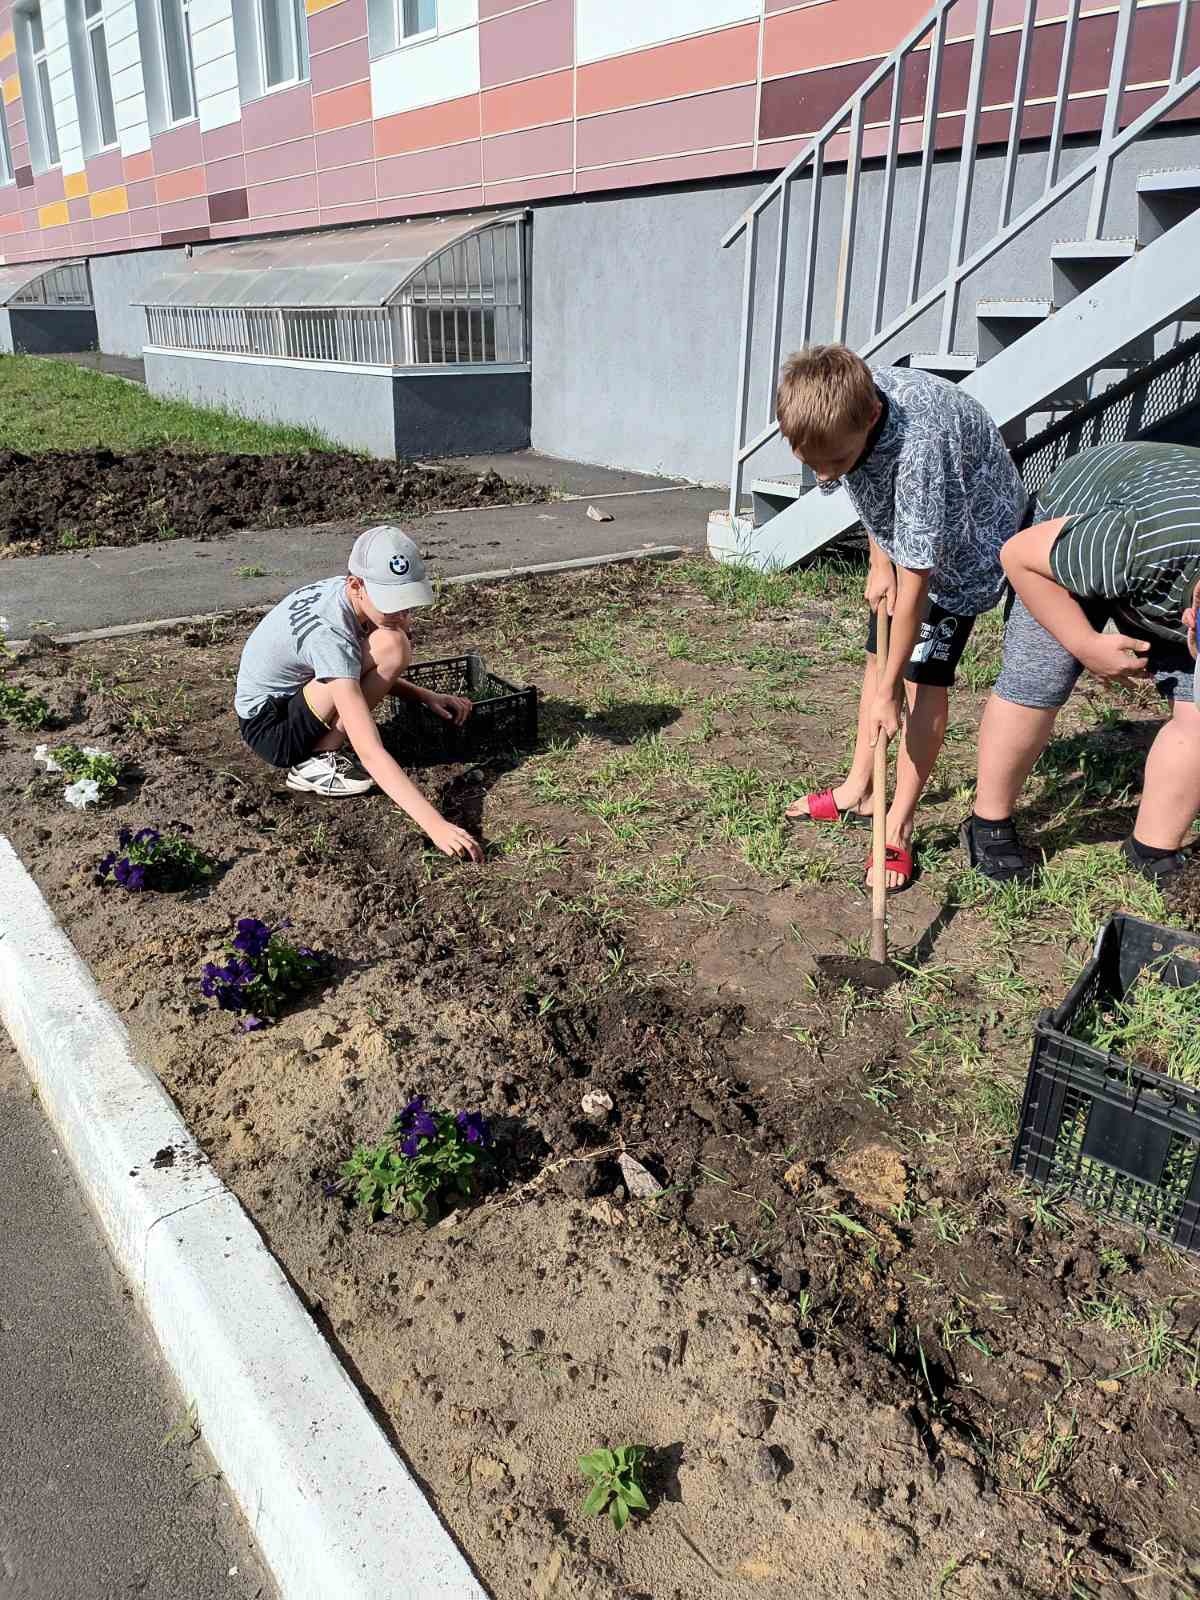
left=18, top=6, right=60, bottom=170
left=367, top=0, right=435, bottom=57
left=76, top=0, right=118, bottom=151
left=0, top=106, right=13, bottom=184
left=158, top=0, right=196, bottom=123
left=257, top=0, right=308, bottom=89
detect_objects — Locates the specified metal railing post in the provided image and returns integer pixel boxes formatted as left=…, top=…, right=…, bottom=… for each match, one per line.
left=871, top=61, right=904, bottom=338
left=1087, top=0, right=1136, bottom=237
left=1047, top=0, right=1082, bottom=190
left=1171, top=0, right=1192, bottom=83
left=729, top=211, right=759, bottom=518
left=799, top=144, right=824, bottom=349
left=998, top=0, right=1038, bottom=229
left=938, top=0, right=993, bottom=354
left=832, top=97, right=865, bottom=345
left=765, top=180, right=792, bottom=425
left=908, top=7, right=947, bottom=304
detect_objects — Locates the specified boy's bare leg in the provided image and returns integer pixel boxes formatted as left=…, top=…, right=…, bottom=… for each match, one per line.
left=302, top=627, right=412, bottom=753
left=786, top=654, right=877, bottom=819
left=974, top=694, right=1059, bottom=821
left=1133, top=698, right=1200, bottom=849
left=867, top=681, right=947, bottom=890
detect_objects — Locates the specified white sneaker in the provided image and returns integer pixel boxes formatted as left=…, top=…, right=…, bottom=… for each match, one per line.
left=286, top=753, right=375, bottom=797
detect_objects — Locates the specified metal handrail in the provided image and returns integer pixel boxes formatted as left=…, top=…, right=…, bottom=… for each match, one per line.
left=724, top=0, right=1199, bottom=517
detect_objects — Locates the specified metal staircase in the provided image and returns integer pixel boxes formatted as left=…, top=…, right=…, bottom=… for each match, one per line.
left=711, top=0, right=1200, bottom=571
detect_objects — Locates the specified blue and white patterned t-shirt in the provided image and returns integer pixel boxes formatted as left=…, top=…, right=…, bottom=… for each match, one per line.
left=830, top=366, right=1027, bottom=616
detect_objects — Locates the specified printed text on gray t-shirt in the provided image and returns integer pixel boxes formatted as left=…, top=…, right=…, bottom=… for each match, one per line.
left=235, top=577, right=364, bottom=718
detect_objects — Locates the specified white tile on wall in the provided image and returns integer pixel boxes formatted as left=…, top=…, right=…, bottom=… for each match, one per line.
left=438, top=0, right=478, bottom=32
left=188, top=0, right=239, bottom=130
left=198, top=82, right=239, bottom=130
left=575, top=0, right=759, bottom=66
left=370, top=23, right=479, bottom=116
left=103, top=0, right=151, bottom=155
left=43, top=0, right=87, bottom=172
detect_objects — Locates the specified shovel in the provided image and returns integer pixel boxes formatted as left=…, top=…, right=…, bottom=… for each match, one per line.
left=817, top=599, right=901, bottom=995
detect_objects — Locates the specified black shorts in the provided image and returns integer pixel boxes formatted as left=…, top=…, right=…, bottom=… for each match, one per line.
left=865, top=600, right=978, bottom=687
left=239, top=689, right=329, bottom=768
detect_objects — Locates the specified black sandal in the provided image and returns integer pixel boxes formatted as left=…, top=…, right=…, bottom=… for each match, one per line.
left=1121, top=837, right=1191, bottom=881
left=960, top=817, right=1039, bottom=886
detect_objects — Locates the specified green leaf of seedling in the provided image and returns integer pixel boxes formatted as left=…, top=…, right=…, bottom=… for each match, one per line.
left=621, top=1479, right=649, bottom=1512
left=609, top=1495, right=630, bottom=1532
left=579, top=1450, right=615, bottom=1478
left=581, top=1479, right=611, bottom=1518
left=613, top=1445, right=646, bottom=1472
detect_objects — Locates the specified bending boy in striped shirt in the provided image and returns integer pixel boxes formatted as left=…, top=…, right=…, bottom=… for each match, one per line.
left=964, top=441, right=1200, bottom=884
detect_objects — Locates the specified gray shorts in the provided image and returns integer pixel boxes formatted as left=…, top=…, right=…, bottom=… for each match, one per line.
left=994, top=596, right=1196, bottom=709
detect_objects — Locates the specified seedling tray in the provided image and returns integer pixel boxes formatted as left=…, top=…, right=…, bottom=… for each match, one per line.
left=379, top=652, right=538, bottom=766
left=1012, top=914, right=1200, bottom=1254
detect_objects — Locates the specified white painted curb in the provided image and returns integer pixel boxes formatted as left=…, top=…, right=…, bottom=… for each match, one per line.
left=0, top=837, right=488, bottom=1600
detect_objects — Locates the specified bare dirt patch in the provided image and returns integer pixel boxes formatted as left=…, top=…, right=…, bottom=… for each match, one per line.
left=1, top=561, right=1198, bottom=1599
left=0, top=449, right=542, bottom=552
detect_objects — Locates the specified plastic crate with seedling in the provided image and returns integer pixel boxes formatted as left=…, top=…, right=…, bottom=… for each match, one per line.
left=1012, top=915, right=1200, bottom=1256
left=378, top=648, right=538, bottom=766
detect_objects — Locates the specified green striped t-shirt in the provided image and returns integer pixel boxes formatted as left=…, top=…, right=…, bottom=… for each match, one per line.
left=1042, top=442, right=1200, bottom=644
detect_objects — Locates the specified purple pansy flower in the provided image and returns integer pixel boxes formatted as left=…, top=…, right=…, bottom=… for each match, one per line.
left=456, top=1110, right=493, bottom=1148
left=233, top=918, right=272, bottom=959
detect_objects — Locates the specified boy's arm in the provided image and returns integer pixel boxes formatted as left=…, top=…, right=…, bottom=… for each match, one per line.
left=868, top=564, right=929, bottom=744
left=1001, top=519, right=1150, bottom=680
left=329, top=679, right=484, bottom=861
left=865, top=537, right=897, bottom=615
left=390, top=677, right=472, bottom=726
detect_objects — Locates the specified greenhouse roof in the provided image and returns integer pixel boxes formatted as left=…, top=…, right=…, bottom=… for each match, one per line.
left=0, top=259, right=85, bottom=306
left=135, top=211, right=526, bottom=310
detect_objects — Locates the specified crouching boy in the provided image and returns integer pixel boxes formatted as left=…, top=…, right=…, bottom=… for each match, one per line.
left=234, top=524, right=483, bottom=861
left=778, top=345, right=1026, bottom=889
left=966, top=441, right=1200, bottom=884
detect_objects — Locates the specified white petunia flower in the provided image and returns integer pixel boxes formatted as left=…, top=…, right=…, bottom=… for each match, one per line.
left=63, top=778, right=101, bottom=809
left=80, top=746, right=107, bottom=759
left=34, top=744, right=63, bottom=773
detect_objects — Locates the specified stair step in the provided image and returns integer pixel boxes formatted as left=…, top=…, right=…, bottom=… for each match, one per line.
left=1050, top=238, right=1137, bottom=262
left=1138, top=167, right=1200, bottom=195
left=907, top=351, right=978, bottom=377
left=977, top=298, right=1053, bottom=320
left=750, top=472, right=806, bottom=501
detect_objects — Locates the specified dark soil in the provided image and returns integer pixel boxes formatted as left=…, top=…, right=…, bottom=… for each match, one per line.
left=1, top=567, right=1198, bottom=1599
left=0, top=449, right=542, bottom=552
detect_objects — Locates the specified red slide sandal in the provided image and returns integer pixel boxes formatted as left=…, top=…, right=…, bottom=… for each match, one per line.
left=787, top=788, right=868, bottom=826
left=866, top=844, right=915, bottom=891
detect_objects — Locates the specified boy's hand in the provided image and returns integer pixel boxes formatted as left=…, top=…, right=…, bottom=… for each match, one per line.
left=1082, top=633, right=1150, bottom=682
left=868, top=686, right=903, bottom=746
left=427, top=818, right=484, bottom=861
left=426, top=691, right=472, bottom=725
left=865, top=564, right=897, bottom=616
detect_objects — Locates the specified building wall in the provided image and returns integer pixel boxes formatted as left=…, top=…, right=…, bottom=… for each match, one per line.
left=0, top=0, right=1192, bottom=265
left=90, top=244, right=186, bottom=354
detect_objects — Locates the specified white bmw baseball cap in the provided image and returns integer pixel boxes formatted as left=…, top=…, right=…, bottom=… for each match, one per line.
left=348, top=525, right=435, bottom=613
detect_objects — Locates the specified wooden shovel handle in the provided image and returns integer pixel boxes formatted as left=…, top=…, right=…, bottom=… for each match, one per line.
left=871, top=603, right=890, bottom=966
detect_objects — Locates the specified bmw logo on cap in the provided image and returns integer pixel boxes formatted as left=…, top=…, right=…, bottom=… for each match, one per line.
left=388, top=553, right=411, bottom=577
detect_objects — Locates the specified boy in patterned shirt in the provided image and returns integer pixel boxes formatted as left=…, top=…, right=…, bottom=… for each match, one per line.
left=778, top=344, right=1026, bottom=890
left=966, top=441, right=1200, bottom=884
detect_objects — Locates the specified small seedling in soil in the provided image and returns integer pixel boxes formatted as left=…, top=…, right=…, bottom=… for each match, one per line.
left=336, top=1098, right=493, bottom=1222
left=97, top=823, right=215, bottom=892
left=578, top=1445, right=650, bottom=1531
left=199, top=917, right=327, bottom=1031
left=34, top=743, right=122, bottom=807
left=1074, top=956, right=1200, bottom=1087
left=0, top=679, right=50, bottom=729
left=236, top=564, right=266, bottom=578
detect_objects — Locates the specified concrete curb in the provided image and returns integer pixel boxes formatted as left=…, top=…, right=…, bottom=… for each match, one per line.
left=11, top=543, right=687, bottom=648
left=0, top=837, right=488, bottom=1600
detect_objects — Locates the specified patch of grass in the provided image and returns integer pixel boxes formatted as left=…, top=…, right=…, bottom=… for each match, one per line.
left=236, top=563, right=267, bottom=578
left=0, top=354, right=333, bottom=453
left=1073, top=956, right=1200, bottom=1087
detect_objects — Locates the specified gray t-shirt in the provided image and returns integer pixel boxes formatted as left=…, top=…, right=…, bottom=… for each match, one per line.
left=235, top=577, right=364, bottom=719
left=830, top=366, right=1027, bottom=616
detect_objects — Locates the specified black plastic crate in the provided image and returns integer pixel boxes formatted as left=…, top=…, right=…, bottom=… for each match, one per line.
left=1012, top=914, right=1200, bottom=1254
left=378, top=651, right=538, bottom=766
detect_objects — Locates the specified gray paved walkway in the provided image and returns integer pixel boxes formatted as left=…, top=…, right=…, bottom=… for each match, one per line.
left=48, top=351, right=147, bottom=385
left=0, top=486, right=717, bottom=639
left=0, top=1041, right=276, bottom=1600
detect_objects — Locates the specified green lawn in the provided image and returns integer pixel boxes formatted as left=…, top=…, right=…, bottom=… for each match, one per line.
left=0, top=354, right=334, bottom=454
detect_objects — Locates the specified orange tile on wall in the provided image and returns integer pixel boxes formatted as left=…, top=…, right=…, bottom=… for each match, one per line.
left=63, top=170, right=88, bottom=199
left=38, top=200, right=69, bottom=228
left=764, top=0, right=927, bottom=78
left=156, top=164, right=205, bottom=202
left=374, top=93, right=480, bottom=156
left=482, top=69, right=572, bottom=136
left=124, top=149, right=154, bottom=181
left=576, top=23, right=759, bottom=118
left=89, top=184, right=128, bottom=218
left=306, top=0, right=344, bottom=12
left=313, top=79, right=372, bottom=132
left=2, top=75, right=19, bottom=103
